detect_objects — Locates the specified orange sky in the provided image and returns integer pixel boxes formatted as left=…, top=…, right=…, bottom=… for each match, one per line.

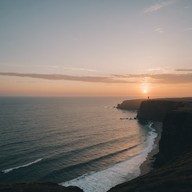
left=0, top=75, right=192, bottom=97
left=0, top=1, right=192, bottom=97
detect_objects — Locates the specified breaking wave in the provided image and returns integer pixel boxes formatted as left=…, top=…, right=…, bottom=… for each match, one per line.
left=61, top=123, right=157, bottom=192
left=2, top=158, right=43, bottom=174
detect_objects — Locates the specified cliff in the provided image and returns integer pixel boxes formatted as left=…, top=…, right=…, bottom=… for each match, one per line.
left=154, top=111, right=192, bottom=167
left=118, top=98, right=192, bottom=121
left=108, top=99, right=192, bottom=192
left=117, top=99, right=144, bottom=110
left=137, top=100, right=178, bottom=121
left=137, top=98, right=192, bottom=121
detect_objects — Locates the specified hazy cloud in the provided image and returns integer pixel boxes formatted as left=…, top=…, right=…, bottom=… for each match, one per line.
left=184, top=6, right=191, bottom=9
left=147, top=67, right=171, bottom=73
left=112, top=73, right=192, bottom=84
left=63, top=67, right=98, bottom=72
left=183, top=27, right=192, bottom=31
left=0, top=72, right=192, bottom=84
left=144, top=0, right=177, bottom=13
left=0, top=72, right=131, bottom=84
left=176, top=69, right=192, bottom=72
left=149, top=73, right=192, bottom=84
left=154, top=27, right=164, bottom=33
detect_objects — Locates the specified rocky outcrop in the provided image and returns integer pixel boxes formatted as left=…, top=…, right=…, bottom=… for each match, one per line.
left=0, top=182, right=83, bottom=192
left=117, top=99, right=144, bottom=110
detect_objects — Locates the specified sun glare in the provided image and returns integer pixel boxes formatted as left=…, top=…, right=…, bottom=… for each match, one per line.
left=141, top=83, right=150, bottom=95
left=143, top=89, right=148, bottom=94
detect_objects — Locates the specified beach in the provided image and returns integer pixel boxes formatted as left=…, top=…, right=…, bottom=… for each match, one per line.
left=140, top=122, right=162, bottom=175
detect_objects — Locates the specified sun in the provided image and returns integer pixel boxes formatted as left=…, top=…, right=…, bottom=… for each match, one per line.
left=141, top=83, right=150, bottom=94
left=143, top=89, right=148, bottom=94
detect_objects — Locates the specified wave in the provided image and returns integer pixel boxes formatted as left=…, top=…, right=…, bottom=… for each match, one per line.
left=2, top=158, right=42, bottom=174
left=56, top=134, right=138, bottom=157
left=61, top=123, right=158, bottom=192
left=42, top=144, right=140, bottom=180
left=42, top=134, right=138, bottom=168
left=61, top=154, right=141, bottom=192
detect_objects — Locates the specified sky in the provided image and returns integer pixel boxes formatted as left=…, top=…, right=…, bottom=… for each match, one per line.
left=0, top=0, right=192, bottom=97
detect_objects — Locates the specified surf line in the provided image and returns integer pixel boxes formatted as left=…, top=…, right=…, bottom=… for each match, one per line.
left=2, top=158, right=43, bottom=174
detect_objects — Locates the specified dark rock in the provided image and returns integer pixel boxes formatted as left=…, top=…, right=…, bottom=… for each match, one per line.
left=117, top=99, right=144, bottom=110
left=154, top=111, right=192, bottom=167
left=137, top=100, right=178, bottom=121
left=0, top=182, right=83, bottom=192
left=137, top=98, right=192, bottom=122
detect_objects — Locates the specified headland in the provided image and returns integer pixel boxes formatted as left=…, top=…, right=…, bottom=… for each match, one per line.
left=108, top=97, right=192, bottom=192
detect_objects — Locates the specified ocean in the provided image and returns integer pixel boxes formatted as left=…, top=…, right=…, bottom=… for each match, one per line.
left=0, top=97, right=157, bottom=192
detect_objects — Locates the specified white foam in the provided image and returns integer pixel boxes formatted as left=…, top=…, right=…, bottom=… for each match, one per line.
left=2, top=158, right=43, bottom=174
left=61, top=123, right=157, bottom=192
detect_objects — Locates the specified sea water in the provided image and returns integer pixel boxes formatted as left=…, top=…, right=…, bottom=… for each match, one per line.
left=0, top=97, right=157, bottom=191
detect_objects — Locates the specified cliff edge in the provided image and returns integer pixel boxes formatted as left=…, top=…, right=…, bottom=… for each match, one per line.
left=117, top=99, right=144, bottom=110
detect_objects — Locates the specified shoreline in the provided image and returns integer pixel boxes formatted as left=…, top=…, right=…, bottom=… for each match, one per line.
left=1, top=98, right=191, bottom=192
left=140, top=122, right=162, bottom=176
left=108, top=99, right=192, bottom=192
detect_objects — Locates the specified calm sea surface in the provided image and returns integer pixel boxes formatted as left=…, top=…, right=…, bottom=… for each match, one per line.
left=0, top=97, right=157, bottom=192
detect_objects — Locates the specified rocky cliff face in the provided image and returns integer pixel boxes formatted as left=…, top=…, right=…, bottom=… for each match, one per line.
left=137, top=100, right=179, bottom=121
left=117, top=99, right=144, bottom=110
left=137, top=99, right=192, bottom=167
left=108, top=99, right=192, bottom=192
left=118, top=98, right=192, bottom=122
left=154, top=111, right=192, bottom=167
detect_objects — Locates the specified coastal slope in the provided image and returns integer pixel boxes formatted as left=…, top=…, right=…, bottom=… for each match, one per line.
left=108, top=98, right=192, bottom=192
left=108, top=149, right=192, bottom=192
